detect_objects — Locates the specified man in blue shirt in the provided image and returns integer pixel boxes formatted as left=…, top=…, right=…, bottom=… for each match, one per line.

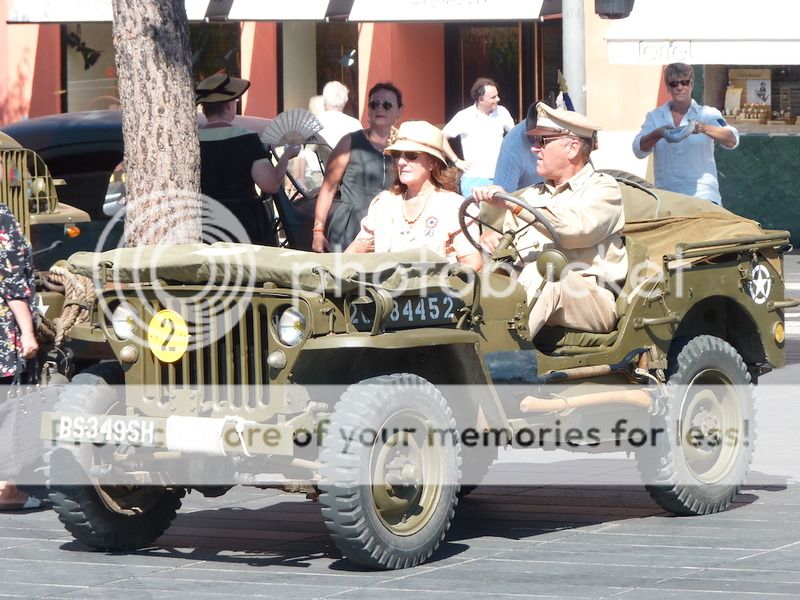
left=493, top=102, right=544, bottom=192
left=483, top=102, right=544, bottom=228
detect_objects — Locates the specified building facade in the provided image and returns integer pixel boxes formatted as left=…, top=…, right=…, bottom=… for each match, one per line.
left=0, top=0, right=564, bottom=127
left=3, top=0, right=799, bottom=241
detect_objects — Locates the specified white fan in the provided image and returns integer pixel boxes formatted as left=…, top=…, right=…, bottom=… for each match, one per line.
left=261, top=108, right=323, bottom=146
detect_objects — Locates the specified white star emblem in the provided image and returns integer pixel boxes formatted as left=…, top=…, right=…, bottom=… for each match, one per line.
left=748, top=264, right=771, bottom=304
left=34, top=293, right=49, bottom=316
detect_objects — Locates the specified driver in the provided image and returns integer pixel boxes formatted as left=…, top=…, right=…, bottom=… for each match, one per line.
left=472, top=102, right=627, bottom=338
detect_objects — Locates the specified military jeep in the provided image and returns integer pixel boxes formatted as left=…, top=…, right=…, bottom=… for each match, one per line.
left=39, top=174, right=798, bottom=570
left=0, top=131, right=91, bottom=265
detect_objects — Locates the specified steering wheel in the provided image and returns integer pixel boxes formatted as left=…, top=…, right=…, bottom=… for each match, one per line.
left=458, top=192, right=562, bottom=262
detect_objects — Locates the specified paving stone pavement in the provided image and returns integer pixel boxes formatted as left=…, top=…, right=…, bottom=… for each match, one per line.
left=1, top=466, right=799, bottom=599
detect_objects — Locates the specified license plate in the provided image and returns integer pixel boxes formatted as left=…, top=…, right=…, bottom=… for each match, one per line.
left=53, top=414, right=159, bottom=446
left=350, top=293, right=463, bottom=331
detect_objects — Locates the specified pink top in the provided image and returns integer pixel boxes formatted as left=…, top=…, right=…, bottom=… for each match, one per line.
left=354, top=188, right=478, bottom=262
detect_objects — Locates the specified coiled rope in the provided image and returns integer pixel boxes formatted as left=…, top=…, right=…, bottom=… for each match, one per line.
left=38, top=265, right=95, bottom=347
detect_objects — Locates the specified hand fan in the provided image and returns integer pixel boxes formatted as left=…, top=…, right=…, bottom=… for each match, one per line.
left=261, top=108, right=323, bottom=146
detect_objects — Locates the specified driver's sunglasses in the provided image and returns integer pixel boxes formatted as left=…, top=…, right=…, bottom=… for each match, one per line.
left=667, top=79, right=692, bottom=88
left=528, top=133, right=572, bottom=148
left=369, top=100, right=395, bottom=110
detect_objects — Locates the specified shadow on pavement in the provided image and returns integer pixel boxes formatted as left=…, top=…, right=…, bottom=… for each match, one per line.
left=52, top=459, right=763, bottom=570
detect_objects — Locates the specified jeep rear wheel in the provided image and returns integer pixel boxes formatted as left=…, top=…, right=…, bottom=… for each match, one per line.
left=636, top=336, right=755, bottom=515
left=319, top=373, right=461, bottom=569
left=48, top=363, right=184, bottom=550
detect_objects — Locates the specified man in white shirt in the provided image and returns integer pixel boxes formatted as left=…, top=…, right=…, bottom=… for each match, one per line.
left=633, top=63, right=739, bottom=205
left=443, top=77, right=514, bottom=198
left=318, top=80, right=362, bottom=149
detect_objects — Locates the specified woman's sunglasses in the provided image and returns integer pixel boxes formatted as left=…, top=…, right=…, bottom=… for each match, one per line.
left=369, top=100, right=395, bottom=110
left=667, top=79, right=692, bottom=88
left=392, top=151, right=419, bottom=161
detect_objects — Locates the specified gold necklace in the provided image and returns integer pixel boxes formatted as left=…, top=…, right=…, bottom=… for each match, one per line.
left=402, top=190, right=430, bottom=224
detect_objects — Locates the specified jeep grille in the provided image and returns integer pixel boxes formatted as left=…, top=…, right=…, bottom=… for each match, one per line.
left=149, top=301, right=271, bottom=409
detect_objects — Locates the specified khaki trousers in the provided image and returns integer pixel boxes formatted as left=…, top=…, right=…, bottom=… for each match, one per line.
left=519, top=265, right=618, bottom=338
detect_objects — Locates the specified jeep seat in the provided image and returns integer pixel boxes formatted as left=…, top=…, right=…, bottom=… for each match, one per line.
left=532, top=236, right=653, bottom=355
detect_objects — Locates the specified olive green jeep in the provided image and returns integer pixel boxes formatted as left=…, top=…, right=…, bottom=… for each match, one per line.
left=0, top=131, right=90, bottom=265
left=37, top=174, right=798, bottom=570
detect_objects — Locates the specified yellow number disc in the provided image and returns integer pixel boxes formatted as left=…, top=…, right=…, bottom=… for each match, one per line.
left=147, top=309, right=189, bottom=363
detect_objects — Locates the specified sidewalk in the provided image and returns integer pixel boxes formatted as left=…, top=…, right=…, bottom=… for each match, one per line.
left=1, top=468, right=798, bottom=598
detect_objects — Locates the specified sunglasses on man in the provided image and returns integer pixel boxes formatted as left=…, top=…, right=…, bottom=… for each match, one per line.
left=527, top=133, right=574, bottom=148
left=667, top=79, right=692, bottom=88
left=369, top=100, right=395, bottom=110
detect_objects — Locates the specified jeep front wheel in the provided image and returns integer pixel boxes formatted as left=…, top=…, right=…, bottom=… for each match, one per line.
left=319, top=373, right=461, bottom=569
left=636, top=335, right=755, bottom=515
left=48, top=363, right=184, bottom=550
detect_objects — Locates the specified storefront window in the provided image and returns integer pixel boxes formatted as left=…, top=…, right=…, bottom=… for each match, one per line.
left=703, top=65, right=800, bottom=133
left=444, top=20, right=561, bottom=123
left=190, top=24, right=242, bottom=83
left=63, top=24, right=117, bottom=112
left=63, top=23, right=241, bottom=113
left=315, top=23, right=359, bottom=117
left=445, top=24, right=520, bottom=122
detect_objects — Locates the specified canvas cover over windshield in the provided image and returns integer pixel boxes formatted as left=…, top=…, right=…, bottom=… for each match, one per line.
left=66, top=244, right=455, bottom=293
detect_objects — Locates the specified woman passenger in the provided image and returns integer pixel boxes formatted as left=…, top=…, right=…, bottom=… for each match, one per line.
left=346, top=120, right=483, bottom=270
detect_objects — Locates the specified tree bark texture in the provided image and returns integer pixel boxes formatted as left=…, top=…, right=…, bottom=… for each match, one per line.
left=112, top=0, right=200, bottom=245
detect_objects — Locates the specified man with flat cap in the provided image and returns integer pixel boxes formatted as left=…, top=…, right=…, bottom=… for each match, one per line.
left=472, top=102, right=627, bottom=339
left=196, top=73, right=299, bottom=245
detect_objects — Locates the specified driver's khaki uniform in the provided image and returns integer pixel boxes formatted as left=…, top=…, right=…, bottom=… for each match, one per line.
left=506, top=164, right=627, bottom=337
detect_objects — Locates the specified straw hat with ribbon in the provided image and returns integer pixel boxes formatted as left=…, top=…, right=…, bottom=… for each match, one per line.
left=195, top=73, right=250, bottom=104
left=384, top=120, right=448, bottom=166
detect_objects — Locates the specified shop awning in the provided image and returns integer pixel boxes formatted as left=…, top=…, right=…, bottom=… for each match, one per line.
left=605, top=0, right=800, bottom=65
left=7, top=0, right=220, bottom=22
left=8, top=0, right=557, bottom=23
left=227, top=0, right=330, bottom=21
left=347, top=0, right=545, bottom=22
left=6, top=0, right=331, bottom=23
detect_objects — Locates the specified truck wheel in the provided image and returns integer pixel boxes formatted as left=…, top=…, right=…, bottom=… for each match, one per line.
left=636, top=335, right=755, bottom=515
left=48, top=363, right=184, bottom=550
left=319, top=373, right=461, bottom=569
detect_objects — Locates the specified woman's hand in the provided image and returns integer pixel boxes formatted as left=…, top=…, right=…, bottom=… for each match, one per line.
left=283, top=143, right=302, bottom=160
left=20, top=331, right=38, bottom=359
left=311, top=230, right=329, bottom=253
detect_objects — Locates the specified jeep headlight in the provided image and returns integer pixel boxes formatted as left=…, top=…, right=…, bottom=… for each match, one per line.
left=111, top=302, right=137, bottom=340
left=274, top=306, right=306, bottom=346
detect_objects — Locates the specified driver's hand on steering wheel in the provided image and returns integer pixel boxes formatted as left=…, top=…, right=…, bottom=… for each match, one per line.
left=479, top=229, right=503, bottom=253
left=471, top=185, right=507, bottom=206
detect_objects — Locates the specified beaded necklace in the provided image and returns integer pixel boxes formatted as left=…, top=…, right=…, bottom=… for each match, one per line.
left=402, top=190, right=430, bottom=224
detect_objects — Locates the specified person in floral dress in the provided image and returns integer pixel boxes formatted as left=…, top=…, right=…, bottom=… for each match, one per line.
left=0, top=203, right=42, bottom=510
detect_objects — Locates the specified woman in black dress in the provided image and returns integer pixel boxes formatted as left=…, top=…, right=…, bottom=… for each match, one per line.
left=312, top=82, right=403, bottom=252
